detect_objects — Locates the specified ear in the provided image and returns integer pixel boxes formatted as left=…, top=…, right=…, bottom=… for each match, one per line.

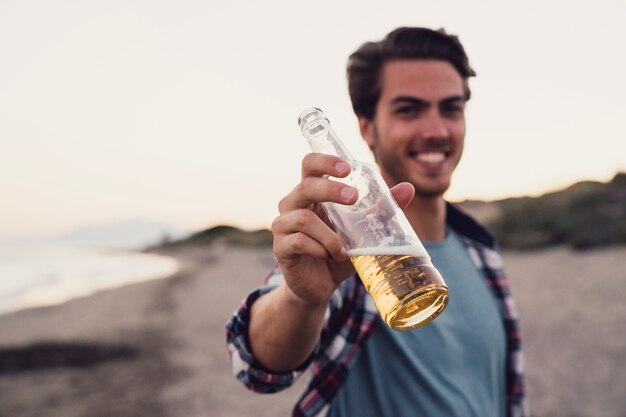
left=358, top=116, right=375, bottom=150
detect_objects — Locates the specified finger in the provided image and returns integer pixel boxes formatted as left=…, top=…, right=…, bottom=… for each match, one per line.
left=390, top=182, right=415, bottom=210
left=272, top=210, right=349, bottom=262
left=301, top=153, right=351, bottom=180
left=278, top=177, right=358, bottom=213
left=274, top=232, right=329, bottom=261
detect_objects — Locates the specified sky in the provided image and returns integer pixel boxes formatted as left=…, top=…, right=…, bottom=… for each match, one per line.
left=1, top=0, right=625, bottom=239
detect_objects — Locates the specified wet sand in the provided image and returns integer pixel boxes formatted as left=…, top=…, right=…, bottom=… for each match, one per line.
left=0, top=243, right=624, bottom=417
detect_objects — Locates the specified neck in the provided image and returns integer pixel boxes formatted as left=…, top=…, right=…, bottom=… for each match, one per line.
left=404, top=195, right=447, bottom=242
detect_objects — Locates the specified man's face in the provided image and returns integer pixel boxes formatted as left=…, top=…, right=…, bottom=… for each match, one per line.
left=359, top=59, right=466, bottom=198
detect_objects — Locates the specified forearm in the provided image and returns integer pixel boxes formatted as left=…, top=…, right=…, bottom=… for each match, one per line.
left=249, top=282, right=328, bottom=372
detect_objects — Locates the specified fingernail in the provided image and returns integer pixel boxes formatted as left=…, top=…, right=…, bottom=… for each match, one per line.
left=335, top=162, right=350, bottom=175
left=341, top=187, right=356, bottom=202
left=339, top=247, right=349, bottom=261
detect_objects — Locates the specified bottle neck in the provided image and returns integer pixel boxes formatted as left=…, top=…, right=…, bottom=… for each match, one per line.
left=305, top=119, right=355, bottom=162
left=298, top=108, right=355, bottom=162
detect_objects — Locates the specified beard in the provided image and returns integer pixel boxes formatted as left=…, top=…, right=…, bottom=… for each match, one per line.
left=370, top=126, right=454, bottom=198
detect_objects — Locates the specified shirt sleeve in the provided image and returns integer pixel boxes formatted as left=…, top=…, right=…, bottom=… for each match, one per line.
left=224, top=265, right=321, bottom=393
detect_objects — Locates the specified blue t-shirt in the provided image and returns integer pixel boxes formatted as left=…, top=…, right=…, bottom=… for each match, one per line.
left=329, top=229, right=506, bottom=417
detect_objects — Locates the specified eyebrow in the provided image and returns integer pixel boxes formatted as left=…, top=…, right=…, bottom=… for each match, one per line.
left=390, top=95, right=466, bottom=106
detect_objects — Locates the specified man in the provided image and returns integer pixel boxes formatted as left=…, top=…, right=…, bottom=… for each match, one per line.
left=226, top=27, right=527, bottom=417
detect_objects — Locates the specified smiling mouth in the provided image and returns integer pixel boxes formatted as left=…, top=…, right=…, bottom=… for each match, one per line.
left=408, top=150, right=449, bottom=164
left=417, top=152, right=445, bottom=163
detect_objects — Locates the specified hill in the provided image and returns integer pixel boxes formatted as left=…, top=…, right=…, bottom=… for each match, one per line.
left=157, top=224, right=273, bottom=249
left=166, top=172, right=625, bottom=251
left=461, top=172, right=626, bottom=250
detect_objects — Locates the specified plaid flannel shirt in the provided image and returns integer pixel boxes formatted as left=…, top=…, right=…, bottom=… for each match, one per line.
left=226, top=202, right=528, bottom=417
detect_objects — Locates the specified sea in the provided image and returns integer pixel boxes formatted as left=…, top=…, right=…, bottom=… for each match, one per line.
left=0, top=240, right=180, bottom=316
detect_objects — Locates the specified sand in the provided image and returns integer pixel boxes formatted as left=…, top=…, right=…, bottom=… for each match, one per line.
left=0, top=242, right=624, bottom=417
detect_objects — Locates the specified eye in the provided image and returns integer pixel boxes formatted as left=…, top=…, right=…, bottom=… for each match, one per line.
left=441, top=103, right=464, bottom=117
left=394, top=104, right=426, bottom=118
left=395, top=106, right=415, bottom=115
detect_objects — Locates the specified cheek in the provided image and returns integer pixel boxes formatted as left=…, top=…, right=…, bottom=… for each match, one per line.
left=374, top=124, right=404, bottom=152
left=381, top=124, right=414, bottom=154
left=451, top=128, right=465, bottom=166
left=450, top=121, right=466, bottom=146
left=455, top=141, right=465, bottom=165
left=390, top=120, right=415, bottom=138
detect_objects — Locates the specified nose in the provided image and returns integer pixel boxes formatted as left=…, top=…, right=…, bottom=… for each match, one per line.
left=422, top=110, right=449, bottom=139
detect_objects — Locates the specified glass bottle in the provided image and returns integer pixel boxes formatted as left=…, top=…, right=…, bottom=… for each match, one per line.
left=298, top=107, right=449, bottom=331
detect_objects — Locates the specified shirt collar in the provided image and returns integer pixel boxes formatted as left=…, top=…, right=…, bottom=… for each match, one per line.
left=445, top=201, right=496, bottom=249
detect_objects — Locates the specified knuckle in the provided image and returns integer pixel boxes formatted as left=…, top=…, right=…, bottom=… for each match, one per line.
left=302, top=152, right=317, bottom=165
left=301, top=153, right=318, bottom=174
left=293, top=210, right=313, bottom=228
left=299, top=177, right=314, bottom=190
left=295, top=178, right=315, bottom=199
left=294, top=181, right=305, bottom=196
left=291, top=233, right=307, bottom=251
left=270, top=215, right=281, bottom=232
left=277, top=196, right=288, bottom=213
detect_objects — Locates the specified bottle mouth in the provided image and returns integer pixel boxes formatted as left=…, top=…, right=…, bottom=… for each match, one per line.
left=298, top=107, right=328, bottom=135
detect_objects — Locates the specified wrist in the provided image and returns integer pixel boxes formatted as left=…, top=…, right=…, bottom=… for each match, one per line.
left=279, top=283, right=329, bottom=313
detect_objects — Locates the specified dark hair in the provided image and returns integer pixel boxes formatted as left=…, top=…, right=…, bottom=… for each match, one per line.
left=347, top=27, right=476, bottom=119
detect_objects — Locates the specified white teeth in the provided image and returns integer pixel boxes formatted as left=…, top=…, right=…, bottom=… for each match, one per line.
left=416, top=152, right=445, bottom=163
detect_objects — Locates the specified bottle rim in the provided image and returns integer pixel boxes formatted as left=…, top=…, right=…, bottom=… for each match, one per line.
left=298, top=107, right=328, bottom=135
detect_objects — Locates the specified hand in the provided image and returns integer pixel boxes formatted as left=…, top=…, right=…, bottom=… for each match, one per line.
left=271, top=153, right=415, bottom=307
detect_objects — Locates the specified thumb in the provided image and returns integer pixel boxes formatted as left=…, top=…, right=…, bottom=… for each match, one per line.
left=390, top=182, right=415, bottom=210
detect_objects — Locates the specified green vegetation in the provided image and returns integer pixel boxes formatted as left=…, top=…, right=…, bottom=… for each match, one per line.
left=487, top=172, right=626, bottom=250
left=162, top=225, right=273, bottom=249
left=162, top=173, right=625, bottom=251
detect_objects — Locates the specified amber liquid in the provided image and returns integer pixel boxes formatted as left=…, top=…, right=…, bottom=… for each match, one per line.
left=350, top=253, right=448, bottom=331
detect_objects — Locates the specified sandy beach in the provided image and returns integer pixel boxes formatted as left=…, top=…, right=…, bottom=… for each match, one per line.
left=1, top=242, right=625, bottom=417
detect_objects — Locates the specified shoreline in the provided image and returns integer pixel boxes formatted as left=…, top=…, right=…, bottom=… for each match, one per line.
left=0, top=244, right=181, bottom=318
left=0, top=243, right=304, bottom=417
left=1, top=243, right=625, bottom=417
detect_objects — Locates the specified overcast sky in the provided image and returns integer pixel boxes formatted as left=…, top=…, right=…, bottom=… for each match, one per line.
left=1, top=0, right=624, bottom=238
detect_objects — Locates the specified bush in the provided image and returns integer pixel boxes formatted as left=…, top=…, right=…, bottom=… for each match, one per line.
left=488, top=173, right=626, bottom=250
